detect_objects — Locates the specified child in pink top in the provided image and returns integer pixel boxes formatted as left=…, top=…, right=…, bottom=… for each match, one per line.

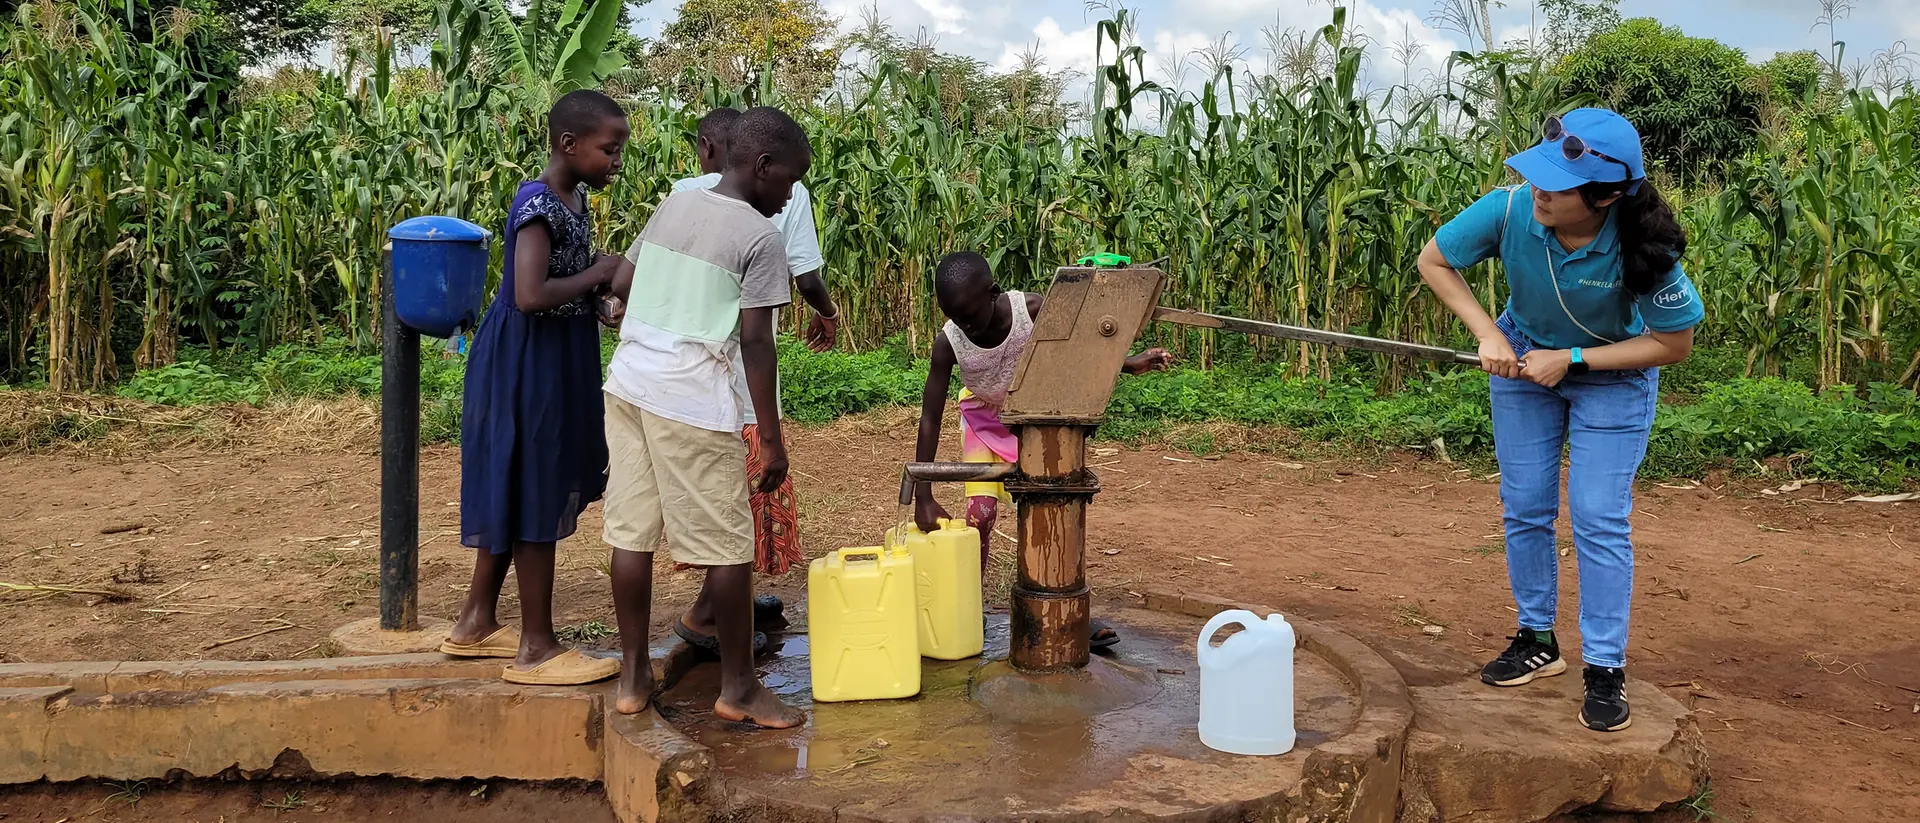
left=911, top=252, right=1170, bottom=648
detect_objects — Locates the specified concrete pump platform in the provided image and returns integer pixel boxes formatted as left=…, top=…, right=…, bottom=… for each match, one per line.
left=0, top=591, right=1706, bottom=823
left=650, top=603, right=1406, bottom=821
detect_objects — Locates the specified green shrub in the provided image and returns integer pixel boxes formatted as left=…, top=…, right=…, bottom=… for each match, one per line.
left=252, top=340, right=383, bottom=398
left=120, top=361, right=261, bottom=406
left=776, top=338, right=931, bottom=423
left=1103, top=364, right=1493, bottom=455
left=1654, top=378, right=1919, bottom=487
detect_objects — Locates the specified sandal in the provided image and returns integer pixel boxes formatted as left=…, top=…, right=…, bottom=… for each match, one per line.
left=674, top=620, right=769, bottom=654
left=501, top=649, right=619, bottom=685
left=755, top=595, right=789, bottom=631
left=439, top=625, right=520, bottom=659
left=1091, top=619, right=1121, bottom=650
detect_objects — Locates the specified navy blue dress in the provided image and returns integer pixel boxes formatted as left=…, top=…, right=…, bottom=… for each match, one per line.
left=460, top=181, right=608, bottom=553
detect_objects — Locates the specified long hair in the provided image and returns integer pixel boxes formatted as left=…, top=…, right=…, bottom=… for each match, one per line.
left=1578, top=181, right=1687, bottom=295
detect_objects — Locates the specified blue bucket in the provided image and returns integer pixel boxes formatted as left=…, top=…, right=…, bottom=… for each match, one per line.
left=388, top=216, right=491, bottom=338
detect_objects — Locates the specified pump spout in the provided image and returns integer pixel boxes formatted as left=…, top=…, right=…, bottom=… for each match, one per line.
left=897, top=461, right=1019, bottom=505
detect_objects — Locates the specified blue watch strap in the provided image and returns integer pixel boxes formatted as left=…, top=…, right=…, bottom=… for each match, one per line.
left=1570, top=347, right=1584, bottom=364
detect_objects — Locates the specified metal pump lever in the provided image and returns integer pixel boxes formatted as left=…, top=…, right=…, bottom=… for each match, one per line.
left=1153, top=307, right=1482, bottom=366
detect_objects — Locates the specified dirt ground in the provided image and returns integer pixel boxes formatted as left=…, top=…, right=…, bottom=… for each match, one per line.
left=1, top=408, right=1916, bottom=822
left=0, top=778, right=614, bottom=822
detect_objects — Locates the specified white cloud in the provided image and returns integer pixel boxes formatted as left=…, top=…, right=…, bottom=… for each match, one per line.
left=975, top=1, right=1468, bottom=101
left=813, top=0, right=1915, bottom=109
left=821, top=0, right=1022, bottom=58
left=912, top=0, right=971, bottom=35
left=995, top=16, right=1096, bottom=72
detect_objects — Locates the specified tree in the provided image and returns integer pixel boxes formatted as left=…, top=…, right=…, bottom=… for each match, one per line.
left=1555, top=18, right=1761, bottom=181
left=1759, top=49, right=1843, bottom=114
left=649, top=0, right=840, bottom=104
left=325, top=0, right=438, bottom=47
left=0, top=0, right=324, bottom=66
left=1535, top=0, right=1619, bottom=62
left=207, top=0, right=331, bottom=58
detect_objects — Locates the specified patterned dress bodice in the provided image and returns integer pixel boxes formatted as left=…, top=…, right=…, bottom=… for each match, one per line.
left=511, top=183, right=596, bottom=317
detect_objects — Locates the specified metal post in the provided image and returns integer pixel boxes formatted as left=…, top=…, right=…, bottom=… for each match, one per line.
left=1007, top=424, right=1095, bottom=672
left=379, top=250, right=420, bottom=632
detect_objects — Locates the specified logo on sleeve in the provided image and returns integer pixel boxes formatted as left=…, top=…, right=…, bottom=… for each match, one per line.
left=1652, top=281, right=1694, bottom=311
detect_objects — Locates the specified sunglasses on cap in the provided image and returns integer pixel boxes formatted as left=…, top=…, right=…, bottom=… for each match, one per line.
left=1543, top=115, right=1634, bottom=183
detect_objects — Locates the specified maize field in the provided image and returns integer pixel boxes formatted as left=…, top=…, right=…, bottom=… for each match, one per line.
left=1, top=0, right=1916, bottom=395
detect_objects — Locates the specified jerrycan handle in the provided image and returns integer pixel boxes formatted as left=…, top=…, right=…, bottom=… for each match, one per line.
left=1197, top=609, right=1261, bottom=667
left=836, top=547, right=884, bottom=565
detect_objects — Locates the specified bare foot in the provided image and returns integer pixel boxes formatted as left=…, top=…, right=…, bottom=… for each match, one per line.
left=614, top=658, right=655, bottom=715
left=714, top=684, right=806, bottom=729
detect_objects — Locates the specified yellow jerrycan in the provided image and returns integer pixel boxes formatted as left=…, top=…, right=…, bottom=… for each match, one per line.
left=808, top=546, right=921, bottom=702
left=885, top=520, right=985, bottom=660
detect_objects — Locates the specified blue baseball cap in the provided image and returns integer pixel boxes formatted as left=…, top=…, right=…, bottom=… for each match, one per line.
left=1505, top=107, right=1646, bottom=194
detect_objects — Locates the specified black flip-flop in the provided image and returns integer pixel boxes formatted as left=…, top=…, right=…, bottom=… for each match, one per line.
left=1090, top=618, right=1120, bottom=650
left=674, top=621, right=769, bottom=655
left=754, top=595, right=789, bottom=631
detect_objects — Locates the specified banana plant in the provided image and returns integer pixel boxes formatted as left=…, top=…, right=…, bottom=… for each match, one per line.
left=478, top=0, right=629, bottom=105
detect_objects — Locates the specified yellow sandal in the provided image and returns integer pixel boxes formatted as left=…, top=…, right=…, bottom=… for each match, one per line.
left=438, top=625, right=521, bottom=659
left=502, top=649, right=619, bottom=685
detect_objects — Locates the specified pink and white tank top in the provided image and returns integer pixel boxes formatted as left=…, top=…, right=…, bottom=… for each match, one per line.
left=944, top=291, right=1032, bottom=408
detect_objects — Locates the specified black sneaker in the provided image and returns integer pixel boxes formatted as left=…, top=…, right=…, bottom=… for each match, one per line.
left=1580, top=666, right=1632, bottom=732
left=1480, top=628, right=1567, bottom=687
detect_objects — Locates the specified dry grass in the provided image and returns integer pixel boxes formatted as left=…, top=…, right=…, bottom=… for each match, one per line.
left=0, top=392, right=380, bottom=458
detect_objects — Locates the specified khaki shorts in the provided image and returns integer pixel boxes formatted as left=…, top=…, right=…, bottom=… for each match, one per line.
left=602, top=394, right=753, bottom=566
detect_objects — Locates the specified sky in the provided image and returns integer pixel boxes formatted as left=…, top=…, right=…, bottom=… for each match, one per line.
left=622, top=0, right=1918, bottom=99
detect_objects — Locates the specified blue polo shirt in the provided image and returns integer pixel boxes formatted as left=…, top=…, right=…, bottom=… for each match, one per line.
left=1434, top=185, right=1703, bottom=350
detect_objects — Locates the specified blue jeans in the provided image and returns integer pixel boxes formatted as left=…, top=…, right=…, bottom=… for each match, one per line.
left=1490, top=315, right=1658, bottom=669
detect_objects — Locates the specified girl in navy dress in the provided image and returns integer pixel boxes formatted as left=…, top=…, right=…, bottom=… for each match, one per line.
left=441, top=90, right=632, bottom=685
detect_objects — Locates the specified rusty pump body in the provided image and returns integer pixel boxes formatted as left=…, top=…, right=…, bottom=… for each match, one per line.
left=902, top=265, right=1164, bottom=673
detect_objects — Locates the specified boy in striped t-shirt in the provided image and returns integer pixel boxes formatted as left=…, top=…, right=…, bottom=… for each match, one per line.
left=601, top=107, right=809, bottom=729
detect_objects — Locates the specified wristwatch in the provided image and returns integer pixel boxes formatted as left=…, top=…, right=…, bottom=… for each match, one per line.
left=1568, top=347, right=1590, bottom=376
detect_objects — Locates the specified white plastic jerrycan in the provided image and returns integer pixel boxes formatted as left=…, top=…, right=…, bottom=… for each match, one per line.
left=1196, top=609, right=1296, bottom=756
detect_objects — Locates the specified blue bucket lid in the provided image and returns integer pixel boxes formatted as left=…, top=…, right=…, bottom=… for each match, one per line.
left=389, top=215, right=491, bottom=242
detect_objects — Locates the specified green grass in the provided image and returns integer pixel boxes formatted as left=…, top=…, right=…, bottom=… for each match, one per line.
left=104, top=779, right=148, bottom=807
left=81, top=337, right=1920, bottom=490
left=1683, top=781, right=1720, bottom=821
left=263, top=791, right=307, bottom=812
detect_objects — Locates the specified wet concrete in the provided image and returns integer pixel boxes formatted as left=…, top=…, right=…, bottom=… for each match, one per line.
left=655, top=606, right=1367, bottom=819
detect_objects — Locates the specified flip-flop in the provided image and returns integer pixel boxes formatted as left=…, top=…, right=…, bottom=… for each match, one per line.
left=501, top=649, right=619, bottom=686
left=1090, top=619, right=1121, bottom=650
left=674, top=620, right=769, bottom=655
left=438, top=625, right=520, bottom=659
left=754, top=595, right=788, bottom=630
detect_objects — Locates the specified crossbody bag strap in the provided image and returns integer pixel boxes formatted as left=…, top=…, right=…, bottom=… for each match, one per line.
left=1503, top=183, right=1623, bottom=346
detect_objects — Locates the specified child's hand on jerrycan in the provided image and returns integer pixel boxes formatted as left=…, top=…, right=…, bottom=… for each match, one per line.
left=914, top=495, right=950, bottom=534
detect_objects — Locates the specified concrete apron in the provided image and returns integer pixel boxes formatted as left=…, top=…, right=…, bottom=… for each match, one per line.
left=0, top=593, right=1707, bottom=823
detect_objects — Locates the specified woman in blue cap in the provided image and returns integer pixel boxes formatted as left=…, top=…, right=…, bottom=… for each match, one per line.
left=1416, top=108, right=1703, bottom=732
